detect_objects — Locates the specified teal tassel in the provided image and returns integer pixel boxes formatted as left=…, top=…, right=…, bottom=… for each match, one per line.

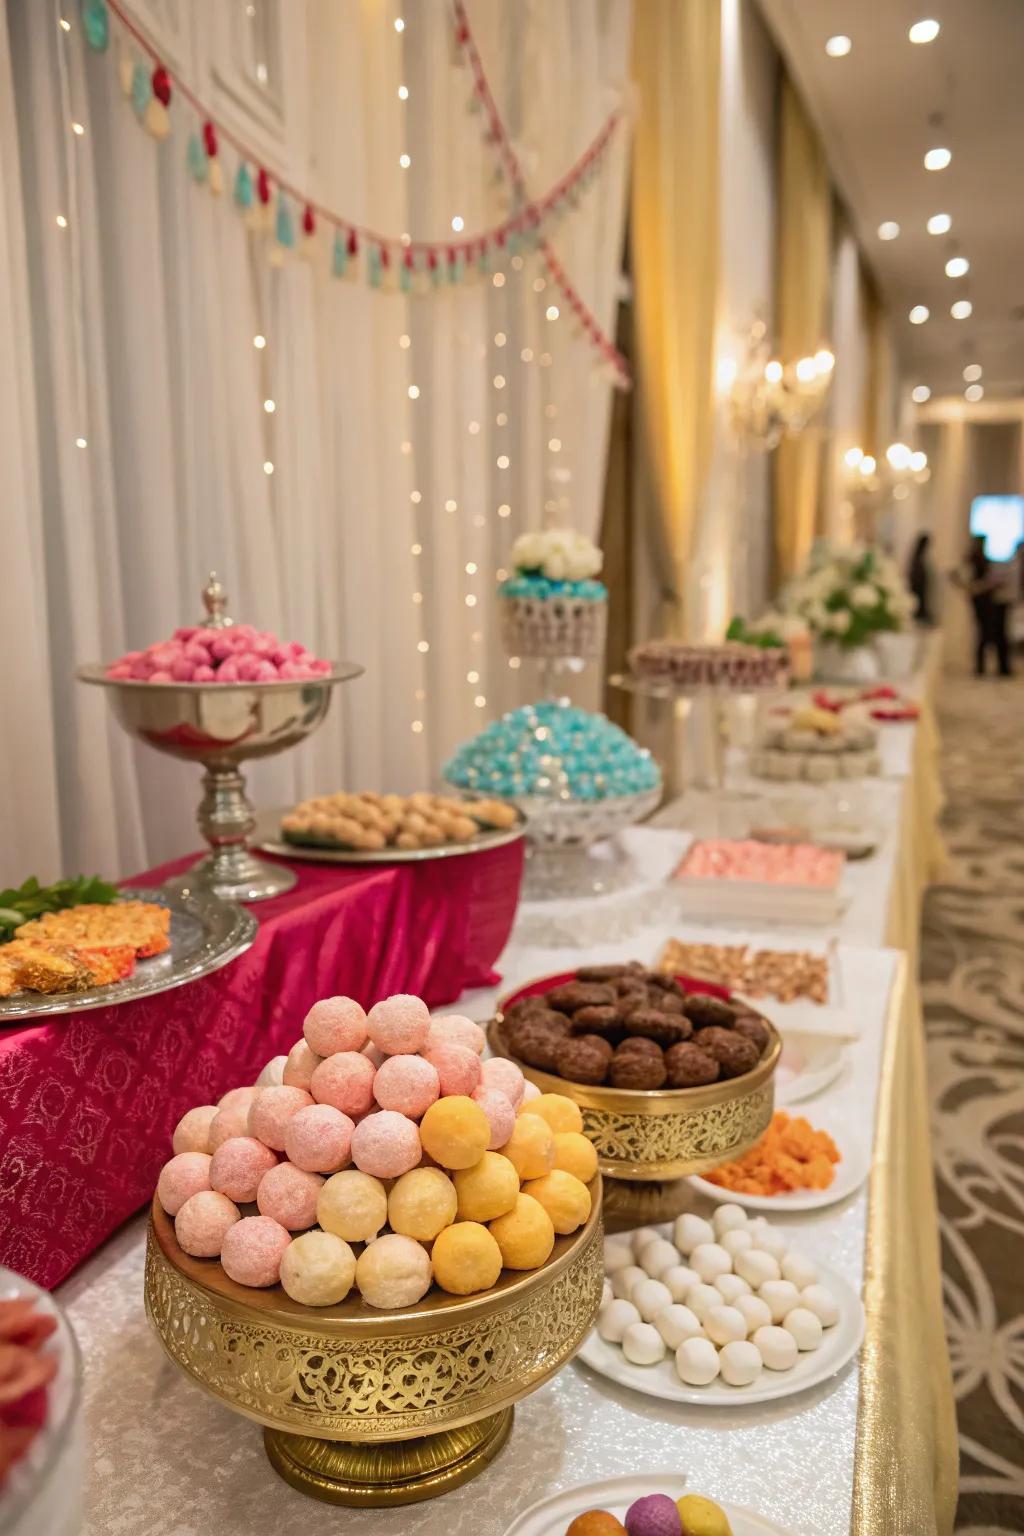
left=368, top=245, right=383, bottom=288
left=81, top=0, right=109, bottom=52
left=186, top=133, right=208, bottom=184
left=507, top=231, right=522, bottom=256
left=430, top=255, right=444, bottom=289
left=332, top=231, right=347, bottom=278
left=275, top=192, right=295, bottom=248
left=477, top=244, right=491, bottom=277
left=399, top=260, right=413, bottom=294
left=448, top=252, right=464, bottom=284
left=234, top=162, right=253, bottom=209
left=130, top=62, right=151, bottom=120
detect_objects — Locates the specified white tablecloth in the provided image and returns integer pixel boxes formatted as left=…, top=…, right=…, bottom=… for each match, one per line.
left=60, top=712, right=929, bottom=1536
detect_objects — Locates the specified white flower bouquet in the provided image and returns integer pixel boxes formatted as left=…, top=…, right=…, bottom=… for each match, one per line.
left=779, top=542, right=915, bottom=651
left=500, top=528, right=607, bottom=660
left=509, top=527, right=604, bottom=584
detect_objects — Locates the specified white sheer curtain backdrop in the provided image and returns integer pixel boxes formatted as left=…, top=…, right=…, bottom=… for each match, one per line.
left=1, top=0, right=632, bottom=880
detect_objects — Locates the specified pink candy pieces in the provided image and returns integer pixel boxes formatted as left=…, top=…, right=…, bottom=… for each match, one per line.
left=157, top=1152, right=212, bottom=1216
left=174, top=1191, right=241, bottom=1258
left=256, top=1162, right=324, bottom=1231
left=677, top=838, right=844, bottom=889
left=247, top=1086, right=315, bottom=1151
left=209, top=1136, right=278, bottom=1203
left=284, top=1104, right=354, bottom=1174
left=220, top=1215, right=292, bottom=1287
left=310, top=1052, right=376, bottom=1118
left=480, top=1057, right=526, bottom=1109
left=422, top=1042, right=482, bottom=1098
left=373, top=1055, right=440, bottom=1119
left=366, top=994, right=431, bottom=1056
left=426, top=1015, right=486, bottom=1056
left=350, top=1111, right=422, bottom=1179
left=282, top=1039, right=323, bottom=1093
left=471, top=1087, right=516, bottom=1150
left=105, top=620, right=331, bottom=685
left=303, top=996, right=368, bottom=1057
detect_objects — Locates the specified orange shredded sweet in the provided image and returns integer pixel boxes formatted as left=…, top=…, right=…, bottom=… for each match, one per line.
left=706, top=1111, right=840, bottom=1196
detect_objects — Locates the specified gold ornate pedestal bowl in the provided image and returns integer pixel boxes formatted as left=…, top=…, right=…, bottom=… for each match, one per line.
left=144, top=1189, right=603, bottom=1506
left=488, top=994, right=779, bottom=1230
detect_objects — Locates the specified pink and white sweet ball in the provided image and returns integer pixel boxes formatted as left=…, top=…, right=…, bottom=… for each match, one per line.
left=104, top=623, right=332, bottom=685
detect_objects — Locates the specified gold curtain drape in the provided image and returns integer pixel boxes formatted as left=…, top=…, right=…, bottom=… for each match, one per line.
left=630, top=0, right=720, bottom=636
left=773, top=76, right=832, bottom=582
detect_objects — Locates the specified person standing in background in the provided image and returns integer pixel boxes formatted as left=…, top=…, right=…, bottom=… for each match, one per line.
left=907, top=532, right=935, bottom=625
left=952, top=534, right=1013, bottom=677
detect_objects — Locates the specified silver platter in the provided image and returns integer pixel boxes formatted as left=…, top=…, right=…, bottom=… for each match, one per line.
left=0, top=885, right=257, bottom=1023
left=253, top=808, right=526, bottom=866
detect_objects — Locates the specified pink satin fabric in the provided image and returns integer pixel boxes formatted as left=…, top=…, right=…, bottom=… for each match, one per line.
left=0, top=841, right=523, bottom=1288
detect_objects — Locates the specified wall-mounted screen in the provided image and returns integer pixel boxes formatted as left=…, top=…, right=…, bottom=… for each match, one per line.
left=970, top=495, right=1024, bottom=561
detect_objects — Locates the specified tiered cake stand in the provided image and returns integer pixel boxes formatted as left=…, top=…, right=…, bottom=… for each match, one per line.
left=78, top=576, right=363, bottom=902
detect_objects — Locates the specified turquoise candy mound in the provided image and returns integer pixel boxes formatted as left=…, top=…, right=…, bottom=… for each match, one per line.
left=498, top=573, right=608, bottom=603
left=443, top=701, right=661, bottom=803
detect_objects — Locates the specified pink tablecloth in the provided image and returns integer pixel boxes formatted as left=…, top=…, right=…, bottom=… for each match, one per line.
left=0, top=840, right=524, bottom=1288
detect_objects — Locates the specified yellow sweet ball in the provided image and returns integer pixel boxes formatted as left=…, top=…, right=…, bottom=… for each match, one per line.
left=453, top=1152, right=520, bottom=1223
left=552, top=1130, right=598, bottom=1184
left=528, top=1093, right=583, bottom=1136
left=388, top=1167, right=458, bottom=1242
left=431, top=1220, right=503, bottom=1296
left=489, top=1193, right=555, bottom=1270
left=522, top=1170, right=592, bottom=1235
left=501, top=1113, right=555, bottom=1182
left=419, top=1096, right=491, bottom=1170
left=317, top=1169, right=388, bottom=1243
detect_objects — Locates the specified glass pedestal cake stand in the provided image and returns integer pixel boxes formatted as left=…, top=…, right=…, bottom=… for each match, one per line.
left=78, top=578, right=363, bottom=902
left=514, top=784, right=664, bottom=900
left=144, top=1189, right=603, bottom=1506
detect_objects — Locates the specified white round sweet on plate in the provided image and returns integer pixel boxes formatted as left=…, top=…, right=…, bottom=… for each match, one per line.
left=713, top=1272, right=750, bottom=1305
left=662, top=1264, right=699, bottom=1302
left=801, top=1283, right=840, bottom=1327
left=640, top=1238, right=682, bottom=1279
left=598, top=1298, right=640, bottom=1343
left=704, top=1304, right=746, bottom=1347
left=631, top=1225, right=663, bottom=1256
left=781, top=1250, right=818, bottom=1290
left=784, top=1307, right=824, bottom=1351
left=604, top=1238, right=633, bottom=1274
left=685, top=1282, right=723, bottom=1321
left=721, top=1228, right=754, bottom=1260
left=675, top=1335, right=720, bottom=1386
left=759, top=1279, right=801, bottom=1324
left=673, top=1213, right=714, bottom=1255
left=735, top=1293, right=772, bottom=1335
left=735, top=1249, right=780, bottom=1288
left=751, top=1225, right=786, bottom=1260
left=601, top=1278, right=613, bottom=1309
left=654, top=1303, right=702, bottom=1349
left=752, top=1324, right=798, bottom=1372
left=622, top=1321, right=667, bottom=1366
left=718, top=1339, right=763, bottom=1386
left=711, top=1203, right=748, bottom=1237
left=612, top=1264, right=646, bottom=1300
left=632, top=1277, right=673, bottom=1322
left=690, top=1242, right=732, bottom=1283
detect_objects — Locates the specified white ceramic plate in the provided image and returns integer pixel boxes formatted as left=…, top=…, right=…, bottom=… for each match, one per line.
left=774, top=1033, right=847, bottom=1105
left=578, top=1260, right=864, bottom=1408
left=504, top=1474, right=792, bottom=1536
left=688, top=1108, right=869, bottom=1212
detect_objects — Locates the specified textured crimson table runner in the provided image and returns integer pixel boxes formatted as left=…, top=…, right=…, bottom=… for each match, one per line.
left=0, top=841, right=523, bottom=1287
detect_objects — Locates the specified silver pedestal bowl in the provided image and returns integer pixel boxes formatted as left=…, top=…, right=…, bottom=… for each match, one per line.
left=78, top=665, right=363, bottom=901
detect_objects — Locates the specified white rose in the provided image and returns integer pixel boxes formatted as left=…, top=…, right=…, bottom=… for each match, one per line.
left=778, top=614, right=810, bottom=640
left=544, top=550, right=569, bottom=580
left=851, top=583, right=879, bottom=608
left=829, top=610, right=852, bottom=634
left=512, top=532, right=546, bottom=570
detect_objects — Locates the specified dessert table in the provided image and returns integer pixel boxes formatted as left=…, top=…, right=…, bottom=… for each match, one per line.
left=0, top=840, right=523, bottom=1288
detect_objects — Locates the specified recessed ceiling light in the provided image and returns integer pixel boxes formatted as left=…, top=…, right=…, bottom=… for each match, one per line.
left=927, top=213, right=952, bottom=235
left=909, top=305, right=930, bottom=324
left=963, top=364, right=983, bottom=382
left=825, top=35, right=852, bottom=57
left=924, top=147, right=952, bottom=171
left=945, top=256, right=970, bottom=278
left=965, top=384, right=984, bottom=402
left=911, top=385, right=932, bottom=403
left=878, top=221, right=901, bottom=241
left=909, top=19, right=941, bottom=44
left=951, top=300, right=973, bottom=319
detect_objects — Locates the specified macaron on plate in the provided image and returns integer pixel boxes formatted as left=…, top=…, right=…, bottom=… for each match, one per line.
left=503, top=1475, right=791, bottom=1536
left=579, top=1257, right=863, bottom=1408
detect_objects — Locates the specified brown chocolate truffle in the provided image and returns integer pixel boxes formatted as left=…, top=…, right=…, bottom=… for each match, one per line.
left=503, top=996, right=550, bottom=1027
left=623, top=1009, right=691, bottom=1046
left=576, top=962, right=641, bottom=982
left=664, top=1042, right=721, bottom=1088
left=546, top=981, right=617, bottom=1012
left=610, top=1051, right=668, bottom=1090
left=698, top=1027, right=759, bottom=1078
left=507, top=1020, right=563, bottom=1072
left=570, top=1005, right=624, bottom=1042
left=683, top=994, right=737, bottom=1030
left=732, top=1014, right=770, bottom=1054
left=614, top=1036, right=662, bottom=1059
left=555, top=1036, right=612, bottom=1086
left=648, top=973, right=688, bottom=999
left=647, top=989, right=687, bottom=1015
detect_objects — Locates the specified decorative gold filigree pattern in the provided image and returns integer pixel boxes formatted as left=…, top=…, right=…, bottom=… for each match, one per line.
left=582, top=1083, right=774, bottom=1178
left=144, top=1217, right=604, bottom=1442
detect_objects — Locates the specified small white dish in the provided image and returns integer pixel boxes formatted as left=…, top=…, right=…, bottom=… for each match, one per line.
left=774, top=1033, right=847, bottom=1105
left=503, top=1473, right=793, bottom=1536
left=688, top=1109, right=868, bottom=1212
left=578, top=1260, right=863, bottom=1408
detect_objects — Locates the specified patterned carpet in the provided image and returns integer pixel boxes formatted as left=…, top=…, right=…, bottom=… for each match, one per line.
left=921, top=676, right=1024, bottom=1534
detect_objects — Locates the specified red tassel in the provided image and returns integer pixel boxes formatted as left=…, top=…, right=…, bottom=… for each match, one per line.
left=456, top=22, right=469, bottom=44
left=380, top=244, right=390, bottom=269
left=302, top=204, right=315, bottom=236
left=404, top=250, right=415, bottom=270
left=346, top=228, right=358, bottom=257
left=203, top=120, right=217, bottom=157
left=257, top=167, right=271, bottom=204
left=428, top=249, right=438, bottom=271
left=152, top=65, right=171, bottom=106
